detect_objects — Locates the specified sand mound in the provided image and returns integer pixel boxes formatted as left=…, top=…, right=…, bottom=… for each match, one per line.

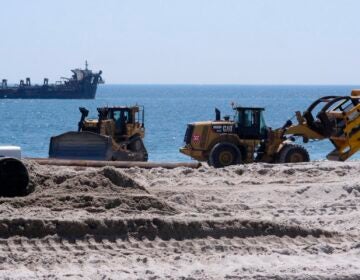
left=2, top=160, right=358, bottom=279
left=25, top=160, right=148, bottom=193
left=0, top=161, right=177, bottom=219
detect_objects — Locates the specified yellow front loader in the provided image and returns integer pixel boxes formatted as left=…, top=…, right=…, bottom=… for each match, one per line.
left=180, top=90, right=360, bottom=167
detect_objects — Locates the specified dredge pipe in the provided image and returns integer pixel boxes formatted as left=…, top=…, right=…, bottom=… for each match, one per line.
left=0, top=157, right=29, bottom=197
left=29, top=158, right=201, bottom=169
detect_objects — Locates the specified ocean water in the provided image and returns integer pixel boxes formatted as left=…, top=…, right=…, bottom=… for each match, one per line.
left=0, top=85, right=359, bottom=162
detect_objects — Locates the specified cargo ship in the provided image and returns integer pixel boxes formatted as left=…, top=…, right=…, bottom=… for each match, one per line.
left=0, top=62, right=103, bottom=99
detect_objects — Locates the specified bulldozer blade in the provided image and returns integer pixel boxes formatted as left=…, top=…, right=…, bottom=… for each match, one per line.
left=49, top=131, right=113, bottom=160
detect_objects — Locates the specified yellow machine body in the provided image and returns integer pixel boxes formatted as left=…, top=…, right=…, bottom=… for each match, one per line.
left=49, top=106, right=148, bottom=161
left=180, top=91, right=360, bottom=167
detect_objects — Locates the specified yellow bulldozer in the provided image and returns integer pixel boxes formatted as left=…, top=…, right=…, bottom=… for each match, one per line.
left=180, top=90, right=360, bottom=167
left=49, top=105, right=148, bottom=161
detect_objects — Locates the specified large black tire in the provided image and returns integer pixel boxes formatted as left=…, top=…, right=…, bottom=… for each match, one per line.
left=277, top=144, right=310, bottom=163
left=208, top=143, right=242, bottom=168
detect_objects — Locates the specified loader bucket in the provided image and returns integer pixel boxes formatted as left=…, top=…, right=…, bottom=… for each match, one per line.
left=49, top=131, right=113, bottom=160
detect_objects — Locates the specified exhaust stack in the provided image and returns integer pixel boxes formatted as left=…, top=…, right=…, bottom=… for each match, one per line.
left=215, top=108, right=221, bottom=121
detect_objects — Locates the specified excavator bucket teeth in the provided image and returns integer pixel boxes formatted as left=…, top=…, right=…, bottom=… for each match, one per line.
left=49, top=131, right=113, bottom=160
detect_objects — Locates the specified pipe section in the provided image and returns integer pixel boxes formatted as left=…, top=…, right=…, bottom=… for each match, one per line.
left=0, top=158, right=29, bottom=197
left=30, top=158, right=201, bottom=169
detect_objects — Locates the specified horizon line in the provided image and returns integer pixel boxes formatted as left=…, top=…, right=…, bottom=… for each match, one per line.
left=102, top=83, right=360, bottom=87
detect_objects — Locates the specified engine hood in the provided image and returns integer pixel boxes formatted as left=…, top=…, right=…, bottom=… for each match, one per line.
left=190, top=120, right=235, bottom=126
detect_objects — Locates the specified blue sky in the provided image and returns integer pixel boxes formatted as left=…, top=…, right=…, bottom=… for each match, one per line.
left=0, top=0, right=359, bottom=84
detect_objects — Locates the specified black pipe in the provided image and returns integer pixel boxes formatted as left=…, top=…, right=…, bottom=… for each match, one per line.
left=0, top=158, right=29, bottom=197
left=29, top=158, right=201, bottom=169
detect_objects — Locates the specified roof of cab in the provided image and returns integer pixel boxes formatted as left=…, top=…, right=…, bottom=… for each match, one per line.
left=233, top=106, right=265, bottom=111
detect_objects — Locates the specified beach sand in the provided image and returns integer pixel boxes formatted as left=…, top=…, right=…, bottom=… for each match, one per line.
left=0, top=160, right=359, bottom=279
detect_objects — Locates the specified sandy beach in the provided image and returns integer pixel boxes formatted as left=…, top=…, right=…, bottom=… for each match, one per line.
left=0, top=160, right=359, bottom=279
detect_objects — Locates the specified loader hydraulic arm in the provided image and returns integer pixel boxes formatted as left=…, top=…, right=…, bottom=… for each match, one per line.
left=282, top=92, right=360, bottom=161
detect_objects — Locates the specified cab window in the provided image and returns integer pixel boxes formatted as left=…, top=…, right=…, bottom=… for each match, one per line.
left=243, top=110, right=255, bottom=127
left=113, top=111, right=121, bottom=121
left=259, top=112, right=267, bottom=136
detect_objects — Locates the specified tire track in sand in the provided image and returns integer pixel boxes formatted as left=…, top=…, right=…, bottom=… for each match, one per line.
left=0, top=234, right=357, bottom=259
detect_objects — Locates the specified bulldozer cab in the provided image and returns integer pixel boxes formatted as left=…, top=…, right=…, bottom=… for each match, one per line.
left=98, top=106, right=145, bottom=140
left=79, top=105, right=145, bottom=140
left=106, top=108, right=132, bottom=136
left=233, top=107, right=267, bottom=139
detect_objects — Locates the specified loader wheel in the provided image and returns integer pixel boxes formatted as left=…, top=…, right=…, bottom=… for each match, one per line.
left=209, top=143, right=242, bottom=168
left=277, top=144, right=310, bottom=163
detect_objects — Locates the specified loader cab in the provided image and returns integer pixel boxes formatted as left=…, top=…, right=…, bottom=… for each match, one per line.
left=234, top=107, right=267, bottom=139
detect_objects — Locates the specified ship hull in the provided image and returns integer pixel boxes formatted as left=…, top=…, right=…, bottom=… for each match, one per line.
left=0, top=84, right=98, bottom=99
